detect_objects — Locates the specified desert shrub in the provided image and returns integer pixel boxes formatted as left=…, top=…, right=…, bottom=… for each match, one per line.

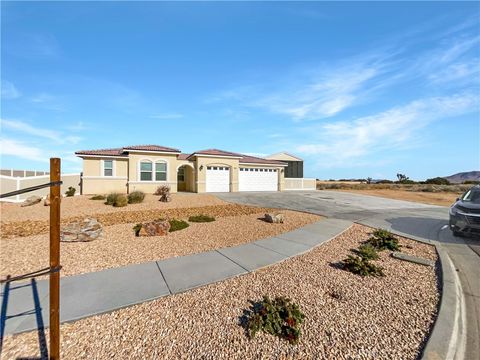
left=169, top=219, right=189, bottom=232
left=106, top=192, right=121, bottom=205
left=155, top=185, right=171, bottom=202
left=65, top=186, right=76, bottom=197
left=420, top=185, right=435, bottom=192
left=245, top=296, right=305, bottom=344
left=188, top=214, right=215, bottom=223
left=367, top=229, right=400, bottom=251
left=133, top=223, right=143, bottom=236
left=425, top=177, right=450, bottom=185
left=90, top=195, right=106, bottom=200
left=113, top=195, right=128, bottom=207
left=376, top=180, right=393, bottom=184
left=342, top=255, right=384, bottom=277
left=464, top=180, right=480, bottom=185
left=128, top=191, right=145, bottom=204
left=354, top=244, right=379, bottom=260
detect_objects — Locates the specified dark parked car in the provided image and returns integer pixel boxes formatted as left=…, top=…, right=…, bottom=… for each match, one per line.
left=449, top=185, right=480, bottom=237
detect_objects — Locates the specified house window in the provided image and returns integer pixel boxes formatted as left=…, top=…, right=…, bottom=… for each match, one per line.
left=104, top=160, right=113, bottom=177
left=140, top=161, right=153, bottom=181
left=177, top=167, right=185, bottom=182
left=155, top=162, right=167, bottom=181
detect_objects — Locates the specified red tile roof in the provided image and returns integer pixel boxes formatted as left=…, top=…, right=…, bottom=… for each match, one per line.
left=239, top=155, right=287, bottom=166
left=188, top=149, right=243, bottom=158
left=75, top=148, right=127, bottom=157
left=177, top=153, right=191, bottom=160
left=123, top=145, right=181, bottom=153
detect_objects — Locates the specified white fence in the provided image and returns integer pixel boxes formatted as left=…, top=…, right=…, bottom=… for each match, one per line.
left=284, top=178, right=316, bottom=191
left=0, top=173, right=81, bottom=202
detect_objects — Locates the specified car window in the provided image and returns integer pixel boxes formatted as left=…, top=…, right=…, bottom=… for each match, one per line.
left=462, top=189, right=480, bottom=204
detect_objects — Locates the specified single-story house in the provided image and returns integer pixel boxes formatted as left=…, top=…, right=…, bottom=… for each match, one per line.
left=75, top=145, right=311, bottom=194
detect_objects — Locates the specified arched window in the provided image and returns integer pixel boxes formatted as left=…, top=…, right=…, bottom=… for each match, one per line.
left=139, top=159, right=168, bottom=181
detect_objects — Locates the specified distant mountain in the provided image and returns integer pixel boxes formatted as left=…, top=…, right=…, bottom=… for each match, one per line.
left=444, top=171, right=480, bottom=184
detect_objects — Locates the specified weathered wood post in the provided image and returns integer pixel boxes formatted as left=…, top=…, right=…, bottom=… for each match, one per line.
left=50, top=158, right=61, bottom=359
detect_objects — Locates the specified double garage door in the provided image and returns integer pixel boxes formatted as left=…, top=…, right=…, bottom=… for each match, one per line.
left=205, top=166, right=278, bottom=192
left=239, top=168, right=278, bottom=192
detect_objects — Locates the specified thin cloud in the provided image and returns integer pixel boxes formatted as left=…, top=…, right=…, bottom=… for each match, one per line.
left=1, top=80, right=21, bottom=99
left=0, top=138, right=47, bottom=162
left=149, top=113, right=183, bottom=120
left=296, top=92, right=479, bottom=166
left=1, top=119, right=82, bottom=144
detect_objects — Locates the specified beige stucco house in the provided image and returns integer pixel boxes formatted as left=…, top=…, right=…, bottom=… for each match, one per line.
left=75, top=145, right=294, bottom=194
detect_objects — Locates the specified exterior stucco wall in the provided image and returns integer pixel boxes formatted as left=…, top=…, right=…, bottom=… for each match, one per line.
left=83, top=178, right=127, bottom=194
left=265, top=152, right=302, bottom=161
left=82, top=157, right=129, bottom=194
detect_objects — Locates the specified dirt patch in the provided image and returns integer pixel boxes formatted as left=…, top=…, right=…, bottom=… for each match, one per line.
left=2, top=224, right=439, bottom=359
left=336, top=189, right=458, bottom=207
left=1, top=210, right=321, bottom=278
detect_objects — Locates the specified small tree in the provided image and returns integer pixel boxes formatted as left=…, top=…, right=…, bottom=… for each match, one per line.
left=366, top=177, right=373, bottom=184
left=396, top=173, right=409, bottom=183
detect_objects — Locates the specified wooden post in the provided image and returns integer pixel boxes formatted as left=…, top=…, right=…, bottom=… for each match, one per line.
left=49, top=158, right=61, bottom=360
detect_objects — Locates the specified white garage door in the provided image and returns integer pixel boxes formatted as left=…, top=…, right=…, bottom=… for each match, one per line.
left=239, top=168, right=278, bottom=192
left=206, top=166, right=230, bottom=192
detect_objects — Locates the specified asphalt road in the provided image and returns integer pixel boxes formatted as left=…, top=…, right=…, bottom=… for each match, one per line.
left=216, top=190, right=480, bottom=360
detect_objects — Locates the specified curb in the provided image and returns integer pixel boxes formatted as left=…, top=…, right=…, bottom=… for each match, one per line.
left=380, top=227, right=466, bottom=360
left=420, top=244, right=466, bottom=360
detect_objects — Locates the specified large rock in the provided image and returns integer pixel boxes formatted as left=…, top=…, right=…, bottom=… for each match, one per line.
left=137, top=220, right=170, bottom=236
left=264, top=213, right=285, bottom=224
left=44, top=195, right=50, bottom=206
left=21, top=195, right=42, bottom=207
left=61, top=218, right=103, bottom=242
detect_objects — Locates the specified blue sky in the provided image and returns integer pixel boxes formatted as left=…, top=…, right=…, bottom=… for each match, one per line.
left=1, top=1, right=479, bottom=180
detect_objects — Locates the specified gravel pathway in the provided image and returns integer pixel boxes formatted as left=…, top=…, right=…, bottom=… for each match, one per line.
left=2, top=224, right=439, bottom=359
left=1, top=211, right=321, bottom=278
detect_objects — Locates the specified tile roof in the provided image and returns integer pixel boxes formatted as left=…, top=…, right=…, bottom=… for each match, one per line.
left=123, top=145, right=181, bottom=153
left=188, top=149, right=243, bottom=158
left=177, top=153, right=191, bottom=160
left=75, top=148, right=127, bottom=157
left=239, top=155, right=287, bottom=166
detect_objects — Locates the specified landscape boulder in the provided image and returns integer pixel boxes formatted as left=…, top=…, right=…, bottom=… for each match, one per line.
left=21, top=195, right=42, bottom=207
left=44, top=195, right=50, bottom=206
left=137, top=219, right=171, bottom=236
left=61, top=218, right=103, bottom=242
left=264, top=213, right=285, bottom=224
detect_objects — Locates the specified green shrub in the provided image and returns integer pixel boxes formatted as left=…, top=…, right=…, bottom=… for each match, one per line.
left=425, top=177, right=450, bottom=185
left=106, top=192, right=121, bottom=205
left=90, top=195, right=106, bottom=200
left=65, top=186, right=76, bottom=197
left=367, top=229, right=401, bottom=251
left=169, top=219, right=189, bottom=232
left=188, top=214, right=215, bottom=223
left=354, top=244, right=379, bottom=260
left=245, top=296, right=305, bottom=344
left=113, top=195, right=128, bottom=207
left=128, top=191, right=145, bottom=204
left=133, top=223, right=143, bottom=236
left=342, top=255, right=384, bottom=277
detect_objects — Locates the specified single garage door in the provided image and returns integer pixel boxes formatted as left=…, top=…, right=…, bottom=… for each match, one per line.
left=206, top=166, right=230, bottom=192
left=239, top=168, right=278, bottom=192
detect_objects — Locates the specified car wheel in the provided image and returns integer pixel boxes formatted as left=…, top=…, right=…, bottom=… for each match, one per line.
left=452, top=230, right=463, bottom=237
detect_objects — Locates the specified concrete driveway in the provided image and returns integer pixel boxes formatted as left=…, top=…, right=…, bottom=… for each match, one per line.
left=216, top=190, right=480, bottom=360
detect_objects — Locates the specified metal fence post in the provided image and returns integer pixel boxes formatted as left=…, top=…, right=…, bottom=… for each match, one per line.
left=49, top=158, right=61, bottom=360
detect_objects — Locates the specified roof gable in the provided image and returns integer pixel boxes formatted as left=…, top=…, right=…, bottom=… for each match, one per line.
left=265, top=152, right=303, bottom=161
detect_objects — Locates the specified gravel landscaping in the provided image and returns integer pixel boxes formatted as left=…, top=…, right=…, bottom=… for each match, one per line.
left=0, top=193, right=227, bottom=223
left=1, top=210, right=321, bottom=278
left=1, top=203, right=280, bottom=239
left=2, top=224, right=439, bottom=359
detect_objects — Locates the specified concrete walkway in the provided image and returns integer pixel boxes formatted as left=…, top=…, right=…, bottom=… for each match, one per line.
left=1, top=218, right=352, bottom=335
